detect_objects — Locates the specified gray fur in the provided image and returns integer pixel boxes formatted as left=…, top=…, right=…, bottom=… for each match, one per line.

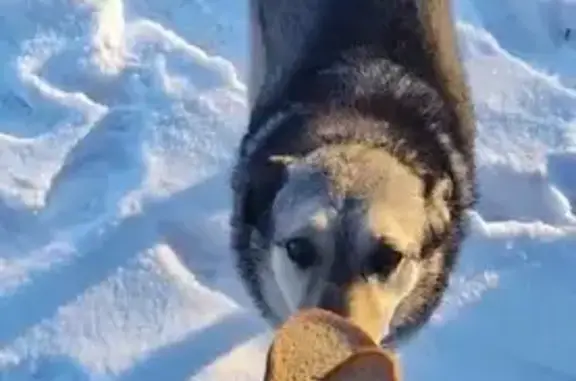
left=231, top=0, right=477, bottom=345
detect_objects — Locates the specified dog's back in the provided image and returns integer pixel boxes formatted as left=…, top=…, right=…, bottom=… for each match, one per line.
left=249, top=0, right=474, bottom=135
left=246, top=0, right=474, bottom=182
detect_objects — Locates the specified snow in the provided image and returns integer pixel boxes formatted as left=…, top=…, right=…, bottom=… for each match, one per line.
left=0, top=0, right=575, bottom=379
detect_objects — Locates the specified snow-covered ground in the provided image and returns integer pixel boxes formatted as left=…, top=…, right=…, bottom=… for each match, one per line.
left=0, top=0, right=575, bottom=380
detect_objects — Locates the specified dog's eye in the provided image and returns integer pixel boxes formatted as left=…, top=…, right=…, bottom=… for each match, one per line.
left=284, top=237, right=318, bottom=270
left=366, top=245, right=403, bottom=276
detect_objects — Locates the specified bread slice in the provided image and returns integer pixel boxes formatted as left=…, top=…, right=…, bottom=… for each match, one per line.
left=263, top=308, right=401, bottom=381
left=321, top=349, right=400, bottom=381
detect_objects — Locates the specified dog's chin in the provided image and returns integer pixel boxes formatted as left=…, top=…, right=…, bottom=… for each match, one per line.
left=375, top=314, right=409, bottom=349
left=379, top=317, right=423, bottom=349
left=379, top=329, right=397, bottom=349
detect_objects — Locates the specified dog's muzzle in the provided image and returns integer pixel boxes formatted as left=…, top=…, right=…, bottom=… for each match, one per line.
left=316, top=281, right=395, bottom=344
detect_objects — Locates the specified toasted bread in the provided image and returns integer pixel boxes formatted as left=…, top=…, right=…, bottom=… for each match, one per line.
left=263, top=308, right=401, bottom=381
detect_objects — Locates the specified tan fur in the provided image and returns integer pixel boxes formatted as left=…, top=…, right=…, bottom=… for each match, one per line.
left=264, top=308, right=401, bottom=381
left=269, top=141, right=453, bottom=343
left=301, top=142, right=450, bottom=257
left=343, top=281, right=410, bottom=343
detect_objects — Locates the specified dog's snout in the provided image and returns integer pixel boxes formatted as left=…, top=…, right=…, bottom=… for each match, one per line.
left=317, top=281, right=391, bottom=343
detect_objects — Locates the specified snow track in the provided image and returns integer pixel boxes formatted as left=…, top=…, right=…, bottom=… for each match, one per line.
left=0, top=0, right=575, bottom=380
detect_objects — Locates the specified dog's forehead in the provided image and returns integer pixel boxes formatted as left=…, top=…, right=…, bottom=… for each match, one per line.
left=272, top=165, right=338, bottom=239
left=270, top=156, right=427, bottom=252
left=274, top=165, right=332, bottom=209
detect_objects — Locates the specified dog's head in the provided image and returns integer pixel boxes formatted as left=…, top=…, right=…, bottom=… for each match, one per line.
left=264, top=143, right=454, bottom=344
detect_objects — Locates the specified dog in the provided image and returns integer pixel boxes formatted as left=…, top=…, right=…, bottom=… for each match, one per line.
left=230, top=0, right=476, bottom=345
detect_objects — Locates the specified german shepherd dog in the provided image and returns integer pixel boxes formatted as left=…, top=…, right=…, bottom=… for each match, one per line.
left=230, top=0, right=476, bottom=345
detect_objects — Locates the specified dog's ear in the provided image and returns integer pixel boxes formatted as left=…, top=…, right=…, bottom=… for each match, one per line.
left=422, top=172, right=452, bottom=203
left=241, top=160, right=288, bottom=231
left=230, top=156, right=287, bottom=252
left=421, top=173, right=453, bottom=258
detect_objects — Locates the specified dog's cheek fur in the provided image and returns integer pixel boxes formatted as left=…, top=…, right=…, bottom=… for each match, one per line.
left=230, top=159, right=290, bottom=325
left=386, top=226, right=460, bottom=344
left=384, top=179, right=455, bottom=341
left=424, top=176, right=453, bottom=243
left=270, top=246, right=309, bottom=311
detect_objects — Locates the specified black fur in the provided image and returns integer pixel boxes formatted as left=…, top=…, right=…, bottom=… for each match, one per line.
left=231, top=0, right=477, bottom=341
